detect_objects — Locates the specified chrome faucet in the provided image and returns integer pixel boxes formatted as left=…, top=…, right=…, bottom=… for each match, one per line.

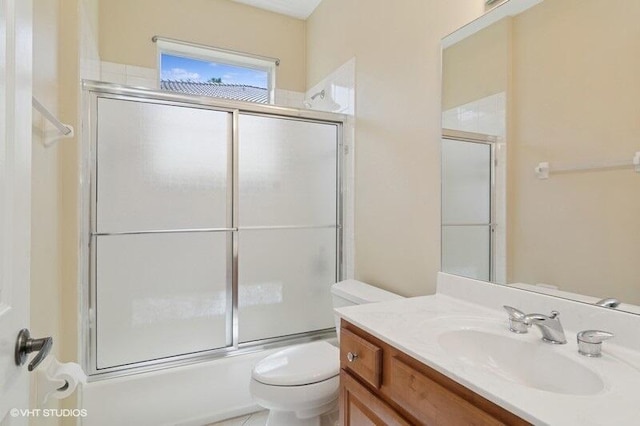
left=522, top=311, right=567, bottom=344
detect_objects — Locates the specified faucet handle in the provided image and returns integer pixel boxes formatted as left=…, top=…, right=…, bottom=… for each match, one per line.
left=595, top=298, right=621, bottom=308
left=577, top=330, right=614, bottom=357
left=503, top=305, right=529, bottom=334
left=503, top=305, right=526, bottom=319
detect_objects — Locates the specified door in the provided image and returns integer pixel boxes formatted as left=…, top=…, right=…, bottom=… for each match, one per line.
left=91, top=96, right=233, bottom=372
left=237, top=114, right=339, bottom=343
left=0, top=0, right=32, bottom=423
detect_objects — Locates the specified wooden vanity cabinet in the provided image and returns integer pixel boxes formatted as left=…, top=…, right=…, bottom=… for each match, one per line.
left=339, top=320, right=531, bottom=426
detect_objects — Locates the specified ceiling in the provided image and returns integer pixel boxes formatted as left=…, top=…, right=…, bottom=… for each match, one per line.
left=232, top=0, right=323, bottom=20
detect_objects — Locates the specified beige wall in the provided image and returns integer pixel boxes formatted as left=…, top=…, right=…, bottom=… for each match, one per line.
left=98, top=0, right=306, bottom=92
left=307, top=0, right=485, bottom=297
left=508, top=0, right=640, bottom=303
left=31, top=0, right=97, bottom=421
left=33, top=0, right=61, bottom=358
left=59, top=0, right=103, bottom=420
left=31, top=1, right=62, bottom=423
left=442, top=18, right=511, bottom=111
left=57, top=0, right=80, bottom=369
left=33, top=0, right=97, bottom=421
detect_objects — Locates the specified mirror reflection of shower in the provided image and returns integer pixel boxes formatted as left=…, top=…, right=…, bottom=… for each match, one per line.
left=441, top=133, right=496, bottom=283
left=303, top=89, right=325, bottom=108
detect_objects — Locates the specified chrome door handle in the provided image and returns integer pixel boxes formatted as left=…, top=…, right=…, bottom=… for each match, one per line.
left=347, top=352, right=358, bottom=362
left=15, top=328, right=53, bottom=371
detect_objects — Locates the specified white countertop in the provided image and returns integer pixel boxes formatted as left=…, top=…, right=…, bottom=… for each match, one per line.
left=336, top=293, right=640, bottom=425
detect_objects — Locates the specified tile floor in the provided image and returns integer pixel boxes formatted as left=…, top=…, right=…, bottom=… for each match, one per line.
left=208, top=410, right=269, bottom=426
left=209, top=409, right=339, bottom=426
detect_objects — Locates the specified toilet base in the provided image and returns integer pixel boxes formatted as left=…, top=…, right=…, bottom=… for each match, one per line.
left=266, top=410, right=319, bottom=426
left=265, top=399, right=338, bottom=426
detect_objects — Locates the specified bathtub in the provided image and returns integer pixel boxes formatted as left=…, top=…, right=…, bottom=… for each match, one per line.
left=80, top=347, right=283, bottom=426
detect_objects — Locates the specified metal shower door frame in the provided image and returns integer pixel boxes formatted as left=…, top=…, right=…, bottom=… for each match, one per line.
left=441, top=128, right=497, bottom=282
left=80, top=81, right=346, bottom=380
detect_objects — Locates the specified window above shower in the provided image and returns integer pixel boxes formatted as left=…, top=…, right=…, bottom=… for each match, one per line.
left=155, top=37, right=277, bottom=104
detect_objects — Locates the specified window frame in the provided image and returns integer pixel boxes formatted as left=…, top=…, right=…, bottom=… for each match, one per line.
left=155, top=37, right=277, bottom=104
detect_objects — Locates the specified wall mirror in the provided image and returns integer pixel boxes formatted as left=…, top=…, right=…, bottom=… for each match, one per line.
left=441, top=0, right=640, bottom=312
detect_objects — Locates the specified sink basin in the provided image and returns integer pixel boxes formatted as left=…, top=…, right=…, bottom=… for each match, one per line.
left=438, top=329, right=604, bottom=395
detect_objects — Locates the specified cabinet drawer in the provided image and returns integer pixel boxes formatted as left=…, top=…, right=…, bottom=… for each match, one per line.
left=387, top=356, right=506, bottom=425
left=340, top=327, right=382, bottom=389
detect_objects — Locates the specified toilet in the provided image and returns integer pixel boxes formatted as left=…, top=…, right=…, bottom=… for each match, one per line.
left=249, top=280, right=403, bottom=426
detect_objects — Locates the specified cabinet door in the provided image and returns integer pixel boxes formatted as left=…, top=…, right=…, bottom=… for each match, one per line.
left=387, top=356, right=506, bottom=426
left=340, top=371, right=410, bottom=426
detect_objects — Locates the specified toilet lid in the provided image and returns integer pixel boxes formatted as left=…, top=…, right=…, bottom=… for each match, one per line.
left=252, top=341, right=339, bottom=386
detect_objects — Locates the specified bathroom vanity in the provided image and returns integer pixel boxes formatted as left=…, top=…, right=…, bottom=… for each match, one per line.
left=339, top=320, right=528, bottom=425
left=336, top=273, right=640, bottom=425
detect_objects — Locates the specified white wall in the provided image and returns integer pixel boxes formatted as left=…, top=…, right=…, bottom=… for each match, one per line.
left=97, top=60, right=305, bottom=109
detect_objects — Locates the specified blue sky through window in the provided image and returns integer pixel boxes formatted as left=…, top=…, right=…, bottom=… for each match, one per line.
left=161, top=54, right=268, bottom=88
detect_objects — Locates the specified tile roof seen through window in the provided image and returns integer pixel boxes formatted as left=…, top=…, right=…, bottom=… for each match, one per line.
left=161, top=80, right=269, bottom=104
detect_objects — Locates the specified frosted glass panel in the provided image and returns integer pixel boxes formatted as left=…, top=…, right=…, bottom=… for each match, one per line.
left=442, top=139, right=491, bottom=224
left=238, top=228, right=336, bottom=343
left=238, top=115, right=338, bottom=226
left=96, top=98, right=230, bottom=233
left=442, top=226, right=491, bottom=281
left=96, top=232, right=230, bottom=368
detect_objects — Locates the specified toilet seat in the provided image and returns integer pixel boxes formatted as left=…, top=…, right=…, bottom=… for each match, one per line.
left=252, top=341, right=339, bottom=386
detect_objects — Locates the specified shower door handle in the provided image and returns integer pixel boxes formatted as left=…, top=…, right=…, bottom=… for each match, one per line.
left=15, top=328, right=53, bottom=371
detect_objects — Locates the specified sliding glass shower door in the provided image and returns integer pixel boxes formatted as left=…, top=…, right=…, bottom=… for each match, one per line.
left=94, top=98, right=233, bottom=369
left=86, top=84, right=343, bottom=375
left=237, top=115, right=338, bottom=343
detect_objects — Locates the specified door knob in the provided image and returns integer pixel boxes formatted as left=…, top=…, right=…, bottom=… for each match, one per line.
left=14, top=328, right=53, bottom=371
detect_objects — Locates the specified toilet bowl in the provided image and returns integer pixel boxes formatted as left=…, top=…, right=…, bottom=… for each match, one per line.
left=250, top=341, right=339, bottom=426
left=249, top=280, right=403, bottom=426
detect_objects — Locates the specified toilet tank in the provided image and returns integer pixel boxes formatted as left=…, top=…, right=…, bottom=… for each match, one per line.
left=331, top=280, right=403, bottom=336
